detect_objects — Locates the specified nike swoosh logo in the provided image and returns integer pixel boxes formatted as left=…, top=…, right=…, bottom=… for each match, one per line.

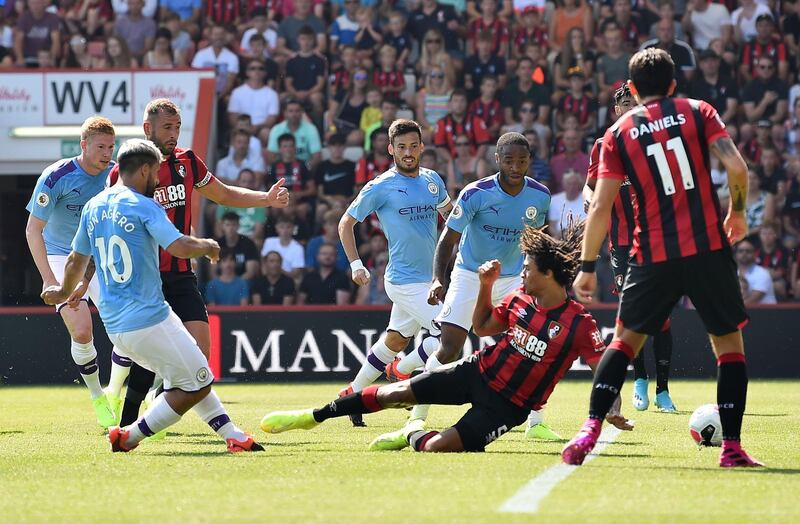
left=324, top=173, right=349, bottom=182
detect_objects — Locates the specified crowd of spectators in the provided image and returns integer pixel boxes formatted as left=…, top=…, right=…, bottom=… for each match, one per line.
left=5, top=0, right=800, bottom=304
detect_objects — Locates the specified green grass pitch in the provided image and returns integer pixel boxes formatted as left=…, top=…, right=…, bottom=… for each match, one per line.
left=1, top=380, right=798, bottom=523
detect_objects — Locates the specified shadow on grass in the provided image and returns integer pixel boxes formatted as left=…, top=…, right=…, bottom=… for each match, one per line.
left=603, top=464, right=800, bottom=475
left=745, top=413, right=789, bottom=417
left=143, top=451, right=231, bottom=457
left=0, top=430, right=23, bottom=435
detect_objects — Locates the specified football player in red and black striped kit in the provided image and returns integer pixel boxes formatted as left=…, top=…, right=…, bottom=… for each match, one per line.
left=259, top=222, right=632, bottom=452
left=564, top=49, right=763, bottom=467
left=108, top=98, right=289, bottom=432
left=584, top=84, right=677, bottom=413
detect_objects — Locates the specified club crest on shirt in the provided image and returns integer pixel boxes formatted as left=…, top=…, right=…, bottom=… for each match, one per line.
left=547, top=321, right=563, bottom=340
left=428, top=182, right=438, bottom=195
left=36, top=192, right=49, bottom=207
left=441, top=304, right=452, bottom=318
left=525, top=206, right=538, bottom=220
left=177, top=164, right=186, bottom=178
left=615, top=274, right=624, bottom=290
left=196, top=367, right=210, bottom=382
left=451, top=204, right=463, bottom=219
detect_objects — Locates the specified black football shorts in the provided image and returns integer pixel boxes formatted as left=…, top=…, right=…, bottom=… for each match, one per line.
left=410, top=355, right=529, bottom=452
left=619, top=248, right=748, bottom=336
left=161, top=271, right=209, bottom=323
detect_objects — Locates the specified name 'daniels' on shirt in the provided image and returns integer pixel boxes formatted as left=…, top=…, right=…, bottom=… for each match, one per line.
left=628, top=113, right=687, bottom=140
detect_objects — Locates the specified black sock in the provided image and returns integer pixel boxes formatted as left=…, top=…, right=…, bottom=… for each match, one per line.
left=631, top=348, right=648, bottom=381
left=312, top=385, right=382, bottom=423
left=717, top=354, right=748, bottom=442
left=589, top=343, right=633, bottom=420
left=120, top=364, right=156, bottom=427
left=408, top=430, right=439, bottom=451
left=653, top=329, right=673, bottom=394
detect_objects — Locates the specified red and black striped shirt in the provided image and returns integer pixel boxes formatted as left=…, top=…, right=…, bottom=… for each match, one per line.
left=741, top=39, right=787, bottom=78
left=513, top=26, right=548, bottom=54
left=206, top=0, right=240, bottom=24
left=268, top=160, right=310, bottom=193
left=433, top=114, right=493, bottom=158
left=588, top=138, right=635, bottom=248
left=599, top=97, right=729, bottom=264
left=372, top=69, right=405, bottom=91
left=109, top=148, right=216, bottom=273
left=479, top=291, right=605, bottom=410
left=468, top=17, right=510, bottom=55
left=468, top=98, right=504, bottom=136
left=558, top=93, right=597, bottom=126
left=755, top=244, right=791, bottom=278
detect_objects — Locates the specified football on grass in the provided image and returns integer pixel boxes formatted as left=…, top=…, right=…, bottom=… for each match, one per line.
left=689, top=404, right=722, bottom=447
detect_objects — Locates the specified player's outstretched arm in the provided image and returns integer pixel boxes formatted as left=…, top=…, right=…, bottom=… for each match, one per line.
left=40, top=250, right=90, bottom=305
left=198, top=177, right=290, bottom=209
left=428, top=227, right=462, bottom=305
left=25, top=215, right=58, bottom=288
left=472, top=260, right=506, bottom=337
left=339, top=213, right=370, bottom=286
left=710, top=136, right=750, bottom=244
left=166, top=236, right=221, bottom=263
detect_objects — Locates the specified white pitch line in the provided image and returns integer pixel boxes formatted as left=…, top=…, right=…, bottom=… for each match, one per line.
left=498, top=424, right=628, bottom=514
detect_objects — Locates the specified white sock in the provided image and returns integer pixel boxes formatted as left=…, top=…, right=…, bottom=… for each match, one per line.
left=397, top=336, right=439, bottom=375
left=527, top=408, right=544, bottom=427
left=71, top=340, right=103, bottom=399
left=125, top=394, right=181, bottom=446
left=192, top=391, right=247, bottom=442
left=351, top=337, right=398, bottom=392
left=409, top=354, right=444, bottom=421
left=106, top=348, right=132, bottom=396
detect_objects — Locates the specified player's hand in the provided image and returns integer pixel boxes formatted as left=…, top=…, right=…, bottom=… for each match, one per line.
left=352, top=268, right=370, bottom=286
left=428, top=279, right=445, bottom=305
left=205, top=239, right=221, bottom=264
left=41, top=285, right=67, bottom=306
left=572, top=271, right=597, bottom=303
left=266, top=178, right=290, bottom=208
left=724, top=212, right=748, bottom=244
left=65, top=279, right=89, bottom=309
left=478, top=259, right=501, bottom=285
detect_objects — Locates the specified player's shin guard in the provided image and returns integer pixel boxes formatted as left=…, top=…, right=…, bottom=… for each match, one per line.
left=653, top=328, right=673, bottom=394
left=396, top=335, right=439, bottom=375
left=107, top=349, right=132, bottom=396
left=717, top=353, right=747, bottom=441
left=408, top=430, right=439, bottom=452
left=120, top=363, right=156, bottom=427
left=124, top=394, right=181, bottom=447
left=71, top=340, right=103, bottom=399
left=351, top=338, right=398, bottom=392
left=312, top=385, right=383, bottom=422
left=588, top=341, right=634, bottom=421
left=192, top=390, right=247, bottom=442
left=408, top=354, right=443, bottom=421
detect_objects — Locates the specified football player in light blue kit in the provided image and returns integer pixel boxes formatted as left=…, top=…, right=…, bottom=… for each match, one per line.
left=330, top=119, right=452, bottom=427
left=371, top=133, right=556, bottom=449
left=25, top=116, right=128, bottom=428
left=42, top=139, right=264, bottom=453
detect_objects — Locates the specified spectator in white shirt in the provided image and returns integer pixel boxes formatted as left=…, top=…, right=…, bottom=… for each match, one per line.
left=111, top=0, right=158, bottom=19
left=548, top=170, right=587, bottom=239
left=731, top=0, right=771, bottom=45
left=736, top=239, right=777, bottom=304
left=228, top=57, right=279, bottom=141
left=261, top=215, right=306, bottom=281
left=239, top=7, right=277, bottom=56
left=682, top=0, right=732, bottom=50
left=216, top=130, right=266, bottom=184
left=191, top=24, right=239, bottom=98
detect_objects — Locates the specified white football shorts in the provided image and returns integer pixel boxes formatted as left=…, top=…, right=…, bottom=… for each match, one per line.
left=384, top=280, right=443, bottom=339
left=108, top=310, right=213, bottom=392
left=436, top=266, right=522, bottom=331
left=47, top=254, right=102, bottom=312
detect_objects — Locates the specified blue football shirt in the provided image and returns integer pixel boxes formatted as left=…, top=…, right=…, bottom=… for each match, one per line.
left=447, top=174, right=551, bottom=277
left=72, top=186, right=184, bottom=334
left=347, top=167, right=449, bottom=285
left=26, top=157, right=115, bottom=255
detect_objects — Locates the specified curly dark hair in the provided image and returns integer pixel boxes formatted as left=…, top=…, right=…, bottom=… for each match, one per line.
left=519, top=217, right=585, bottom=288
left=613, top=83, right=632, bottom=104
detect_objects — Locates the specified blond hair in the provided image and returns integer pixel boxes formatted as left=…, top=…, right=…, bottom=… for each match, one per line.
left=80, top=116, right=115, bottom=141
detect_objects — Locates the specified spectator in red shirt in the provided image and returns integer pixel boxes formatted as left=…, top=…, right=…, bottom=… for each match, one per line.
left=740, top=14, right=789, bottom=83
left=755, top=221, right=792, bottom=300
left=512, top=7, right=549, bottom=63
left=356, top=127, right=392, bottom=188
left=269, top=133, right=316, bottom=222
left=556, top=66, right=597, bottom=132
left=372, top=45, right=405, bottom=102
left=468, top=76, right=504, bottom=139
left=434, top=89, right=493, bottom=162
left=467, top=0, right=509, bottom=56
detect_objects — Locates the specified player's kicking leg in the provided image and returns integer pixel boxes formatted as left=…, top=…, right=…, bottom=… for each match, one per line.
left=58, top=302, right=115, bottom=429
left=108, top=312, right=264, bottom=453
